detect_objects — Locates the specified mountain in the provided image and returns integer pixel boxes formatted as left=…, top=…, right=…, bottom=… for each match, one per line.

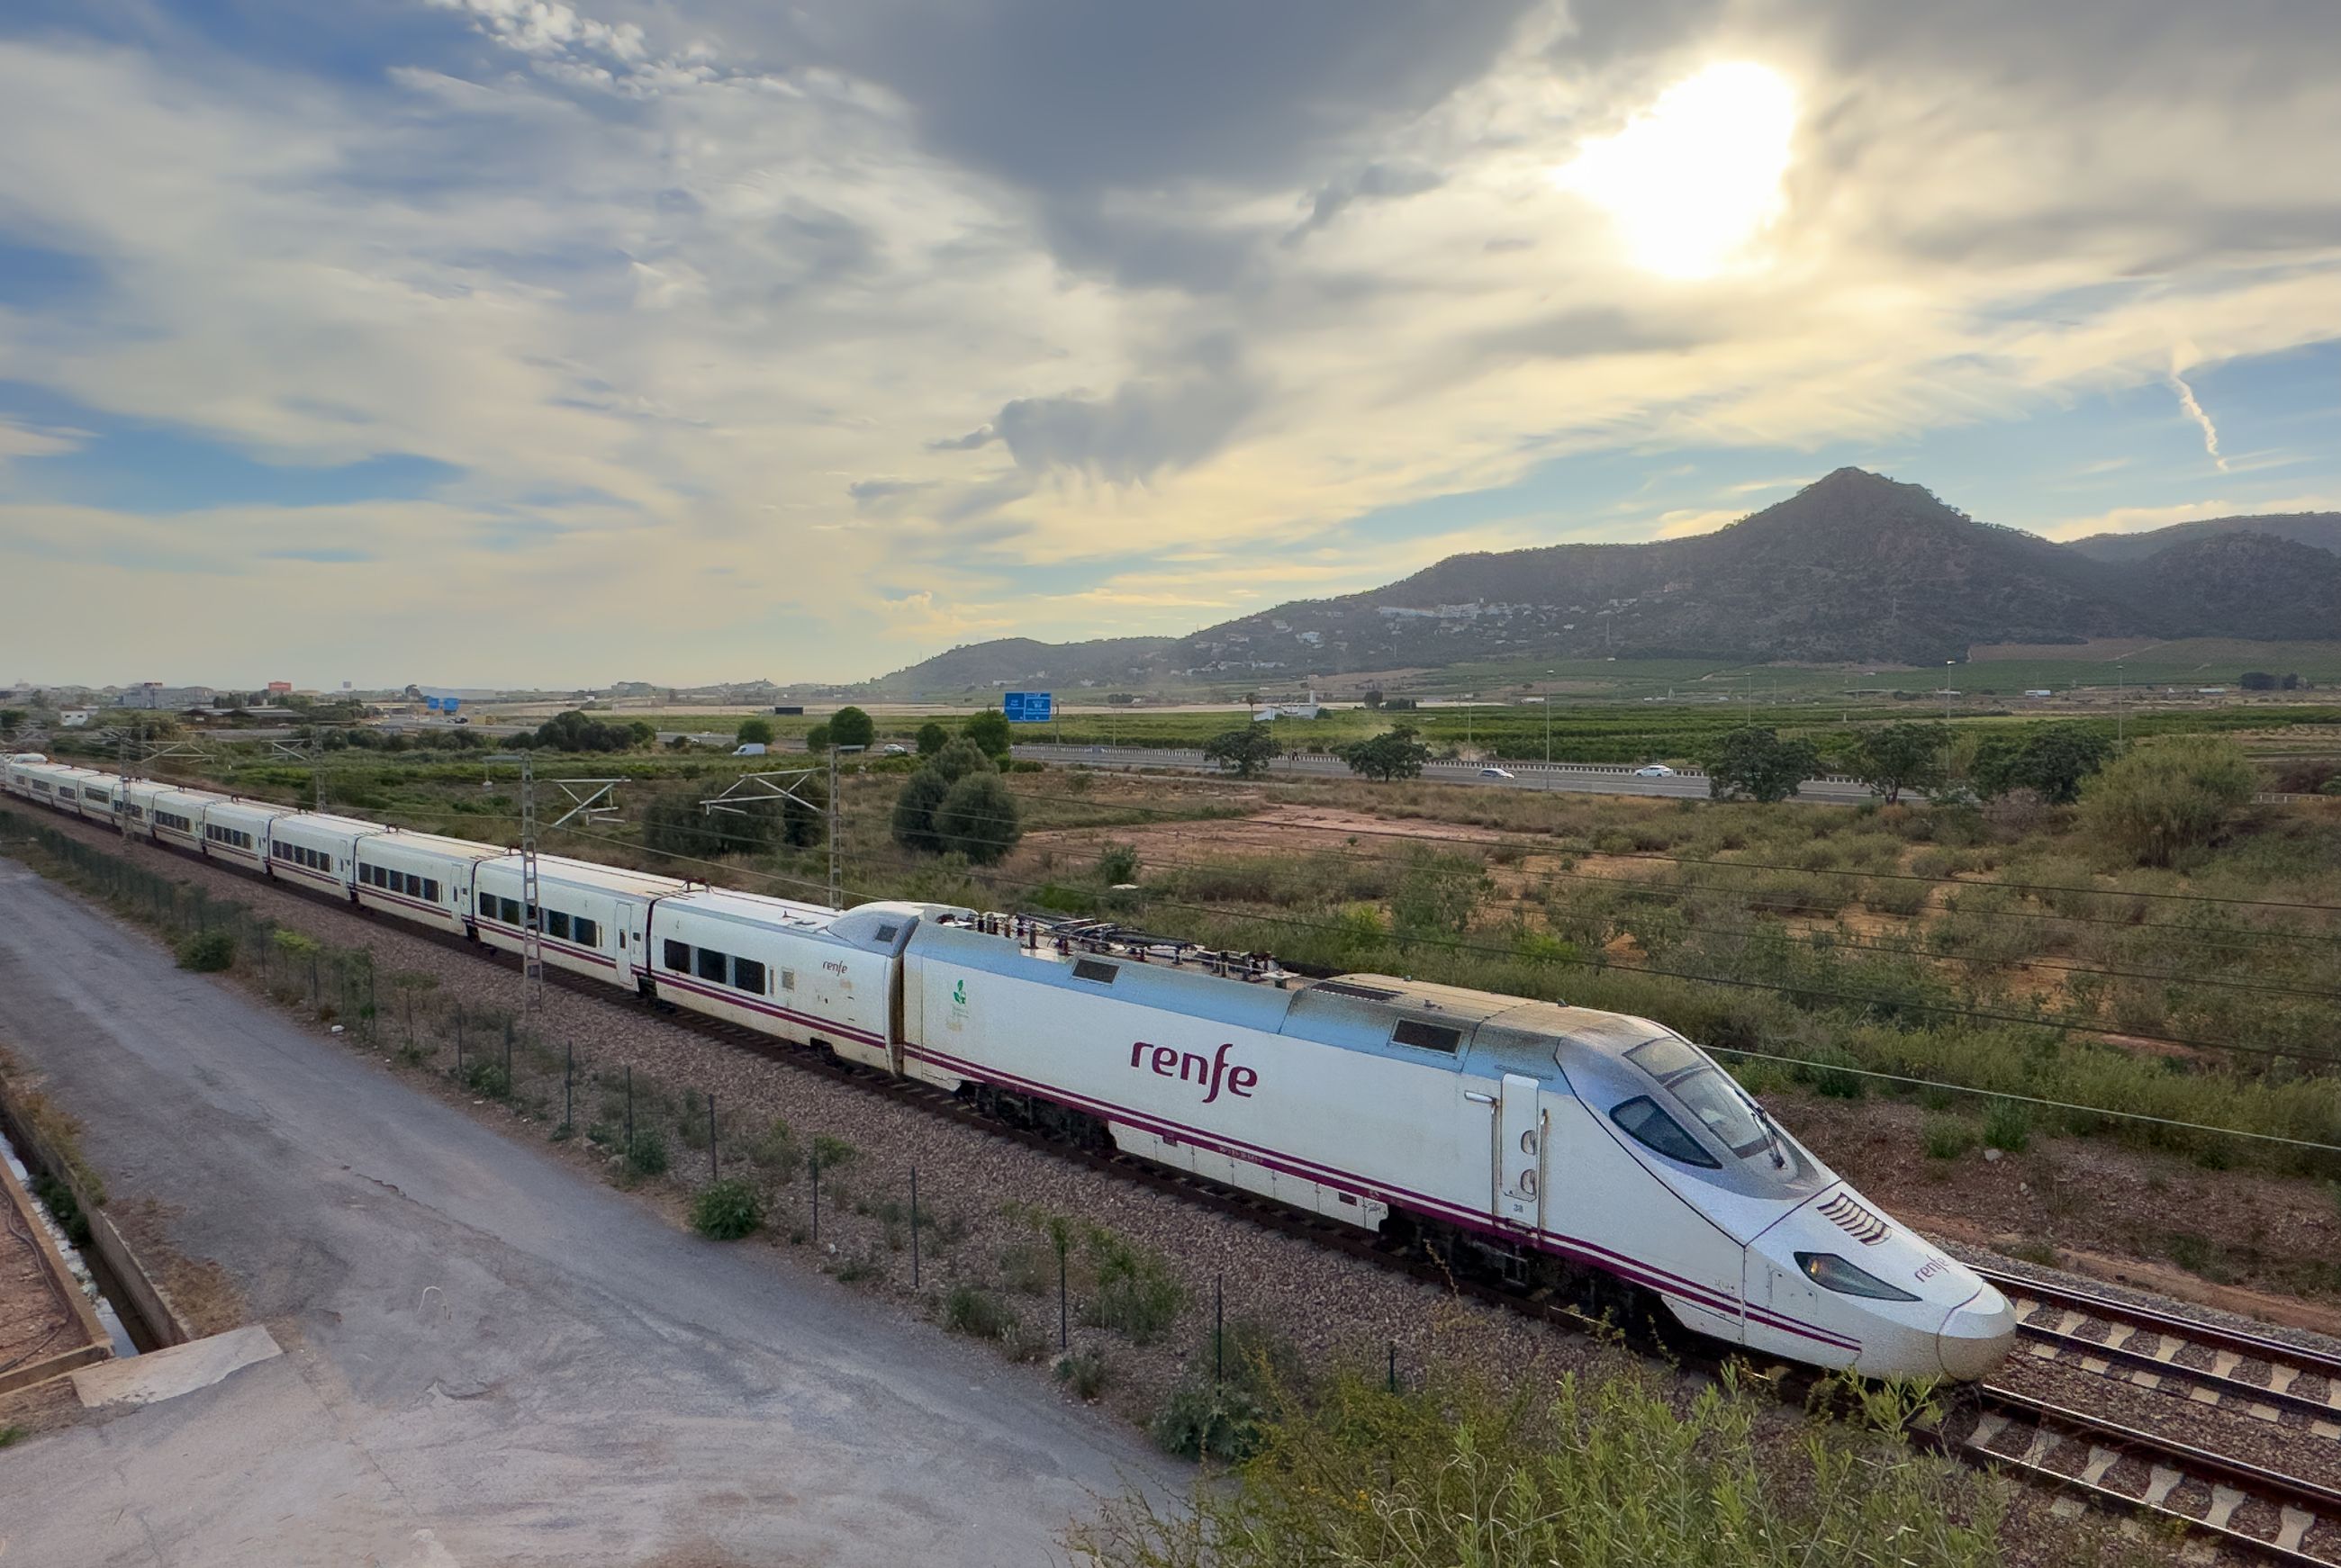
left=2063, top=511, right=2341, bottom=563
left=864, top=470, right=2341, bottom=692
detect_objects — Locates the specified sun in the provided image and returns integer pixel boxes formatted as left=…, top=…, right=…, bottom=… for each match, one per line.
left=1557, top=61, right=1798, bottom=280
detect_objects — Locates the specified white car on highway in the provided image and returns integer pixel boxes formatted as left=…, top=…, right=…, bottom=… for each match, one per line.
left=1478, top=767, right=1515, bottom=779
left=1633, top=764, right=1676, bottom=777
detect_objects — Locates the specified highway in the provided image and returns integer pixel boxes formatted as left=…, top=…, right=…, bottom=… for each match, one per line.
left=1006, top=743, right=1880, bottom=804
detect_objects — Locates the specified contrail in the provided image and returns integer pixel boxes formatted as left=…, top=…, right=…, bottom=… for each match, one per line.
left=2165, top=361, right=2229, bottom=472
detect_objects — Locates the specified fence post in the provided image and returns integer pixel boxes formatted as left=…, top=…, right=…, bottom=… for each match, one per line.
left=1058, top=1246, right=1068, bottom=1350
left=908, top=1167, right=919, bottom=1289
left=1214, top=1274, right=1225, bottom=1385
left=1387, top=1342, right=1397, bottom=1393
left=810, top=1153, right=819, bottom=1246
left=625, top=1065, right=634, bottom=1155
left=564, top=1042, right=574, bottom=1132
left=708, top=1094, right=718, bottom=1184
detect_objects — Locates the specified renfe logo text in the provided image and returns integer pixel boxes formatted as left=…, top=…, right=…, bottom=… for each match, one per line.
left=1130, top=1041, right=1257, bottom=1104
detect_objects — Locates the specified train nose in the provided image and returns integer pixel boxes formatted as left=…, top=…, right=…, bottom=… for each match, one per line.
left=1936, top=1284, right=2018, bottom=1380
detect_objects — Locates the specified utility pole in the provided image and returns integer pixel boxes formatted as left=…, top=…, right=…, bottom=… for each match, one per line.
left=2116, top=662, right=2126, bottom=745
left=115, top=723, right=135, bottom=841
left=520, top=751, right=544, bottom=1024
left=1543, top=671, right=1554, bottom=764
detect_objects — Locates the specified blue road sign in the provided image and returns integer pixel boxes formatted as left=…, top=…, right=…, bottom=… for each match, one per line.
left=442, top=698, right=462, bottom=713
left=424, top=696, right=442, bottom=711
left=1002, top=691, right=1053, bottom=723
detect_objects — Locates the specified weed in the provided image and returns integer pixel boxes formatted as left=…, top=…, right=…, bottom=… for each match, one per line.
left=2166, top=1232, right=2237, bottom=1284
left=1149, top=1379, right=1264, bottom=1462
left=1054, top=1347, right=1110, bottom=1401
left=944, top=1284, right=1021, bottom=1342
left=31, top=1173, right=92, bottom=1248
left=750, top=1118, right=800, bottom=1177
left=1096, top=843, right=1141, bottom=884
left=835, top=1252, right=883, bottom=1284
left=1982, top=1099, right=2032, bottom=1154
left=809, top=1133, right=856, bottom=1172
left=0, top=1425, right=23, bottom=1449
left=457, top=1059, right=511, bottom=1100
left=1084, top=1229, right=1184, bottom=1344
left=175, top=929, right=236, bottom=972
left=2002, top=1239, right=2060, bottom=1268
left=623, top=1129, right=669, bottom=1178
left=1921, top=1117, right=1975, bottom=1161
left=691, top=1178, right=764, bottom=1240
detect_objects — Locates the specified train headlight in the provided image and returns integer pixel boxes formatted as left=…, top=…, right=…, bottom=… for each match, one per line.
left=1795, top=1251, right=1920, bottom=1302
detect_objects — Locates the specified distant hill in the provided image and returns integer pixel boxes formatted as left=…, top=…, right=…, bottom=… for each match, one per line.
left=864, top=470, right=2341, bottom=693
left=2063, top=511, right=2341, bottom=563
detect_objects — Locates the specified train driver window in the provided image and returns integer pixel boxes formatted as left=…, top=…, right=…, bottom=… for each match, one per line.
left=1609, top=1096, right=1721, bottom=1169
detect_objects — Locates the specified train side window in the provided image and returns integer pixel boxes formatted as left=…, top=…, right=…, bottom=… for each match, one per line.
left=574, top=918, right=600, bottom=947
left=424, top=879, right=439, bottom=902
left=733, top=958, right=765, bottom=995
left=1071, top=959, right=1117, bottom=984
left=545, top=912, right=571, bottom=940
left=1610, top=1096, right=1722, bottom=1169
left=664, top=939, right=690, bottom=972
left=502, top=898, right=522, bottom=925
left=1391, top=1019, right=1461, bottom=1053
left=698, top=948, right=728, bottom=984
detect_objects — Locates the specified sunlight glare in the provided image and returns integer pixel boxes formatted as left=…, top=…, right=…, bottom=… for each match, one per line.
left=1557, top=61, right=1798, bottom=280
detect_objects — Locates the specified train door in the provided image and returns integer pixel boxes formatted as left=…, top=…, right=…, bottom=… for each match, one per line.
left=1496, top=1073, right=1545, bottom=1230
left=621, top=899, right=653, bottom=991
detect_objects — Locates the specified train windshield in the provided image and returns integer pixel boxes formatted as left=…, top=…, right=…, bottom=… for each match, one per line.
left=1626, top=1037, right=1770, bottom=1160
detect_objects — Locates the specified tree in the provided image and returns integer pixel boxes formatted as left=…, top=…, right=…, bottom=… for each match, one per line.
left=2076, top=735, right=2256, bottom=866
left=532, top=709, right=637, bottom=752
left=1202, top=725, right=1283, bottom=779
left=2238, top=671, right=2277, bottom=691
left=931, top=736, right=995, bottom=785
left=627, top=720, right=657, bottom=748
left=828, top=706, right=876, bottom=750
left=1969, top=725, right=2111, bottom=806
left=934, top=772, right=1021, bottom=863
left=1335, top=725, right=1431, bottom=782
left=737, top=716, right=776, bottom=746
left=916, top=721, right=950, bottom=756
left=803, top=723, right=832, bottom=752
left=641, top=786, right=778, bottom=860
left=1701, top=727, right=1820, bottom=803
left=1361, top=687, right=1385, bottom=710
left=962, top=708, right=1013, bottom=761
left=890, top=768, right=954, bottom=854
left=1842, top=723, right=1948, bottom=805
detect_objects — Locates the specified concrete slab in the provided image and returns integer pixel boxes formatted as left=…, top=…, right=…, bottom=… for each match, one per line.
left=70, top=1323, right=281, bottom=1409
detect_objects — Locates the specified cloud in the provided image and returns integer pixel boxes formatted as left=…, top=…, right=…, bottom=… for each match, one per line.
left=2165, top=356, right=2229, bottom=472
left=1286, top=162, right=1445, bottom=245
left=0, top=419, right=88, bottom=463
left=2041, top=493, right=2341, bottom=540
left=973, top=338, right=1261, bottom=484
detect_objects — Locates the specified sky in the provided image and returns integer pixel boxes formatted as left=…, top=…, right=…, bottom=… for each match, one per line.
left=3, top=0, right=2339, bottom=690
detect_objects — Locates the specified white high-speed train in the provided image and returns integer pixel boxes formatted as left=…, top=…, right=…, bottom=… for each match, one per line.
left=5, top=753, right=2014, bottom=1380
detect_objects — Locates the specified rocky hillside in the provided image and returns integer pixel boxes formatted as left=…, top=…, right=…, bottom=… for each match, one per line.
left=864, top=470, right=2341, bottom=692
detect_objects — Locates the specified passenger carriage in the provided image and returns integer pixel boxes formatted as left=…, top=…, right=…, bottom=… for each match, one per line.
left=15, top=762, right=107, bottom=817
left=355, top=829, right=509, bottom=936
left=646, top=891, right=941, bottom=1073
left=471, top=856, right=686, bottom=987
left=145, top=788, right=221, bottom=852
left=266, top=811, right=384, bottom=899
left=197, top=799, right=293, bottom=872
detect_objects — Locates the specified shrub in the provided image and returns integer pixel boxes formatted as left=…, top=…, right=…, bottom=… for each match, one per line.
left=750, top=1118, right=800, bottom=1176
left=624, top=1129, right=670, bottom=1177
left=1054, top=1347, right=1110, bottom=1401
left=691, top=1177, right=764, bottom=1240
left=1921, top=1117, right=1975, bottom=1161
left=176, top=929, right=236, bottom=972
left=1090, top=1365, right=2004, bottom=1563
left=1149, top=1379, right=1265, bottom=1462
left=735, top=716, right=775, bottom=746
left=1096, top=842, right=1142, bottom=884
left=930, top=737, right=995, bottom=784
left=1085, top=1230, right=1184, bottom=1343
left=809, top=1133, right=856, bottom=1171
left=889, top=767, right=953, bottom=855
left=458, top=1059, right=511, bottom=1099
left=2076, top=736, right=2256, bottom=866
left=944, top=1284, right=1020, bottom=1341
left=1982, top=1098, right=2032, bottom=1153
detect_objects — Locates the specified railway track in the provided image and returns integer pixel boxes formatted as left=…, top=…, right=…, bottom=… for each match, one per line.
left=17, top=811, right=2341, bottom=1563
